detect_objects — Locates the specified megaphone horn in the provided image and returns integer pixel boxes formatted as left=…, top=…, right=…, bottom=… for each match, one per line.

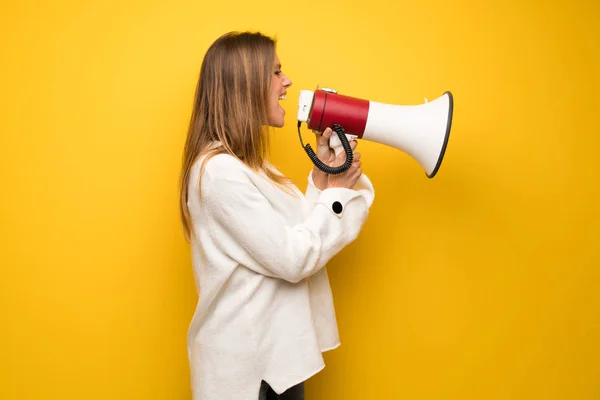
left=296, top=88, right=453, bottom=178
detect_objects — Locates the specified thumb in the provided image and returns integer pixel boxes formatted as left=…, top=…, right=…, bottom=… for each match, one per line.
left=318, top=128, right=333, bottom=147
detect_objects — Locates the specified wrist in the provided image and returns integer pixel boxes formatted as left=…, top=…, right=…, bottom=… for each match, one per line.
left=312, top=167, right=328, bottom=190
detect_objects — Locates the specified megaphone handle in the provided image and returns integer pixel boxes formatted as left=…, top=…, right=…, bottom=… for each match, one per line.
left=329, top=133, right=344, bottom=157
left=297, top=122, right=354, bottom=175
left=329, top=132, right=357, bottom=157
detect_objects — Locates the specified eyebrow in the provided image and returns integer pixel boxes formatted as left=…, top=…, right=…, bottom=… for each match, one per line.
left=275, top=63, right=281, bottom=69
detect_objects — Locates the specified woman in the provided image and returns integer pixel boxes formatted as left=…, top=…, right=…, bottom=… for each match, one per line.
left=179, top=31, right=375, bottom=400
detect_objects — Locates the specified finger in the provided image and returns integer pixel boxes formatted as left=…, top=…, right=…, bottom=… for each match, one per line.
left=350, top=140, right=358, bottom=151
left=335, top=147, right=353, bottom=162
left=313, top=130, right=324, bottom=144
left=317, top=128, right=332, bottom=147
left=353, top=152, right=361, bottom=161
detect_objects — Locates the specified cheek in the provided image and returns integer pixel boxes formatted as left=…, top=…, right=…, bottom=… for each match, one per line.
left=271, top=91, right=279, bottom=105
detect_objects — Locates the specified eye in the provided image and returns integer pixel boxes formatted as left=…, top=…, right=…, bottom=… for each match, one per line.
left=274, top=70, right=282, bottom=76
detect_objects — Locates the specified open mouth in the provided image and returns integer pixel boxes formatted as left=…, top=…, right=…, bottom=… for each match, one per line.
left=277, top=92, right=287, bottom=117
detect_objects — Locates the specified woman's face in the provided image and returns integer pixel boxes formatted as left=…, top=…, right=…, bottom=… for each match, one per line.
left=268, top=53, right=292, bottom=127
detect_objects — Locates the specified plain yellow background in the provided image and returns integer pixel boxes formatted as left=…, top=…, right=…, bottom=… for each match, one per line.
left=2, top=0, right=599, bottom=399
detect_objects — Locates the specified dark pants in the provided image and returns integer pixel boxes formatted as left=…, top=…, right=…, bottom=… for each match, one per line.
left=259, top=380, right=304, bottom=400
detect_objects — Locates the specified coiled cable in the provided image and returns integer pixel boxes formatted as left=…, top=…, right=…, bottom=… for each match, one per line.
left=297, top=122, right=353, bottom=175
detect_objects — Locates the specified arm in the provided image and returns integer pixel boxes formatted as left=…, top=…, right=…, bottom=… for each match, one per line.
left=305, top=168, right=374, bottom=211
left=202, top=173, right=375, bottom=283
left=304, top=168, right=327, bottom=209
left=305, top=127, right=363, bottom=207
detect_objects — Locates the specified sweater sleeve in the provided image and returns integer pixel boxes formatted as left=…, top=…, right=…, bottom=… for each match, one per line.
left=304, top=170, right=323, bottom=210
left=201, top=172, right=375, bottom=283
left=304, top=169, right=375, bottom=211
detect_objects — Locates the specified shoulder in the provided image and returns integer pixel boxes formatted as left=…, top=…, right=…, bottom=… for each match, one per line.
left=193, top=152, right=254, bottom=183
left=186, top=153, right=256, bottom=212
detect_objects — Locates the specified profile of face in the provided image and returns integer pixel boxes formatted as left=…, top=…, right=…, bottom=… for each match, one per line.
left=268, top=53, right=293, bottom=128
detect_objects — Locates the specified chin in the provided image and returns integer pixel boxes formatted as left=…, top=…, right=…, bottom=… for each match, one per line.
left=268, top=116, right=285, bottom=128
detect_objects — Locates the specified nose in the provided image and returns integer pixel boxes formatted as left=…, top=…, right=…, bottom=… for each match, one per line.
left=283, top=73, right=292, bottom=88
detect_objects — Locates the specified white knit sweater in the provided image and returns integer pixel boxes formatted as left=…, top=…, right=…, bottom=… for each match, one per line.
left=186, top=149, right=375, bottom=399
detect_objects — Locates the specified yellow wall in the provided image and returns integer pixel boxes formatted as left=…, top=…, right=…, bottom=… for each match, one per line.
left=2, top=0, right=599, bottom=399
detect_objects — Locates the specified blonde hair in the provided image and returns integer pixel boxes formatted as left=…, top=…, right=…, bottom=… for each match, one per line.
left=179, top=31, right=293, bottom=241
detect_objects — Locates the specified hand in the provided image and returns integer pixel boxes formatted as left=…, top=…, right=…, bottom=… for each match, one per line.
left=311, top=128, right=360, bottom=190
left=326, top=141, right=362, bottom=190
left=314, top=127, right=337, bottom=166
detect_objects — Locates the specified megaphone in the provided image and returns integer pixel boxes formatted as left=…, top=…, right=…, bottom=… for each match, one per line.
left=296, top=87, right=453, bottom=178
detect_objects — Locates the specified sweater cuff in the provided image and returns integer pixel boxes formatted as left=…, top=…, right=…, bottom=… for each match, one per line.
left=304, top=169, right=322, bottom=206
left=316, top=187, right=362, bottom=218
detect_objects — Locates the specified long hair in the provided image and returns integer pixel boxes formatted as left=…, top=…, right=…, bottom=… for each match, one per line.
left=179, top=31, right=293, bottom=242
